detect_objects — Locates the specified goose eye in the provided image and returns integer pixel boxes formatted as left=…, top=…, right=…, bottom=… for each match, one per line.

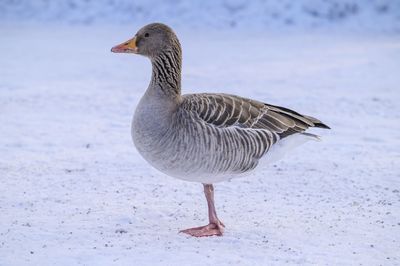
left=144, top=33, right=149, bottom=38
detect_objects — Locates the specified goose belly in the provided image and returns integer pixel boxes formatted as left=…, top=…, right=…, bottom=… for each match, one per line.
left=131, top=116, right=251, bottom=183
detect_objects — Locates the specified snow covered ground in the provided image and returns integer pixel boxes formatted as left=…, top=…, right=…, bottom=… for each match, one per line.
left=0, top=23, right=399, bottom=265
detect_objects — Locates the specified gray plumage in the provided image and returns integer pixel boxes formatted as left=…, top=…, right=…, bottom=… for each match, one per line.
left=124, top=23, right=329, bottom=184
left=111, top=23, right=330, bottom=237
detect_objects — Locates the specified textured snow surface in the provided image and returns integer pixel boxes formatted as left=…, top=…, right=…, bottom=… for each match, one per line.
left=1, top=0, right=400, bottom=32
left=0, top=24, right=400, bottom=265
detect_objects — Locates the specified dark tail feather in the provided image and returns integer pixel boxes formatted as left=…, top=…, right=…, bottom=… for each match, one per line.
left=314, top=121, right=330, bottom=129
left=266, top=103, right=331, bottom=130
left=304, top=115, right=330, bottom=129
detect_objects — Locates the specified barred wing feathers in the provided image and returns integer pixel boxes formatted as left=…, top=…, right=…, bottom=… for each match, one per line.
left=181, top=93, right=329, bottom=138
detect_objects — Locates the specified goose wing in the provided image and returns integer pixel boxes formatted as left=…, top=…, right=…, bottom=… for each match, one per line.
left=181, top=93, right=329, bottom=139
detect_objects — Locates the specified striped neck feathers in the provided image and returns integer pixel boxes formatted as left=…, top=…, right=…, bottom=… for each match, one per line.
left=150, top=48, right=182, bottom=98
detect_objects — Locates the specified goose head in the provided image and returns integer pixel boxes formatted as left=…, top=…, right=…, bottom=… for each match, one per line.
left=111, top=23, right=181, bottom=59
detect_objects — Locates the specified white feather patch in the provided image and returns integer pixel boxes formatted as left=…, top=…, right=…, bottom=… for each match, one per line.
left=260, top=133, right=320, bottom=166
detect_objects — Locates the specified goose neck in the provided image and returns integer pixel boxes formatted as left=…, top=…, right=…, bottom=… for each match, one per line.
left=150, top=50, right=182, bottom=97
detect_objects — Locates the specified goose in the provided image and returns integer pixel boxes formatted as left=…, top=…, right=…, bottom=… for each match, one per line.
left=111, top=23, right=330, bottom=237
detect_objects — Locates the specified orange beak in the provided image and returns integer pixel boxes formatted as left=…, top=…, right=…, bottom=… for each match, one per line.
left=111, top=36, right=138, bottom=53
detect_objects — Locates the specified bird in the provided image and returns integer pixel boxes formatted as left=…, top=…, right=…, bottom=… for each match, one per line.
left=111, top=23, right=330, bottom=237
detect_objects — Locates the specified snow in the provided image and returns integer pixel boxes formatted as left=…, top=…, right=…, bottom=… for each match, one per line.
left=1, top=22, right=400, bottom=265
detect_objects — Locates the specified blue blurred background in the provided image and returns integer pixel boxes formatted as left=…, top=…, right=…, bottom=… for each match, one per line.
left=1, top=0, right=399, bottom=32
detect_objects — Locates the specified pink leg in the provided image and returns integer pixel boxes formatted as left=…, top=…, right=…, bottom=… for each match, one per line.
left=180, top=184, right=225, bottom=237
